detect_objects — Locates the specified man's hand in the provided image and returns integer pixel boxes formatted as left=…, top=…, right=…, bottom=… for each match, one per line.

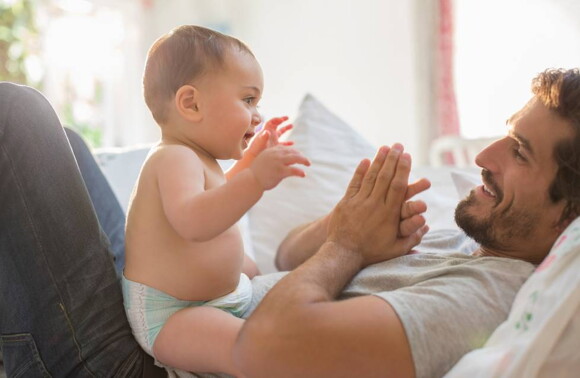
left=327, top=144, right=428, bottom=267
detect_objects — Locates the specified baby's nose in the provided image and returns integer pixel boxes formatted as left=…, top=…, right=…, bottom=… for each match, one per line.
left=252, top=113, right=262, bottom=125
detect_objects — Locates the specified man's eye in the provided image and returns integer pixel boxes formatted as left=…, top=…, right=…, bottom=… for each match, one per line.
left=512, top=147, right=527, bottom=162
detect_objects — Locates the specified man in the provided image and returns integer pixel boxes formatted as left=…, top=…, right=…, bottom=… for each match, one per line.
left=233, top=68, right=580, bottom=377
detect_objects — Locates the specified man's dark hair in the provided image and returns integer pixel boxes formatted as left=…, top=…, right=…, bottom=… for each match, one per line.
left=533, top=68, right=580, bottom=224
left=143, top=25, right=254, bottom=124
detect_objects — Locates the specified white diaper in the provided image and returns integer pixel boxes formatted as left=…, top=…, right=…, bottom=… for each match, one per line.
left=122, top=273, right=253, bottom=362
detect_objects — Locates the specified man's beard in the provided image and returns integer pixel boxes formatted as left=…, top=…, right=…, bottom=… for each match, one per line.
left=454, top=190, right=537, bottom=251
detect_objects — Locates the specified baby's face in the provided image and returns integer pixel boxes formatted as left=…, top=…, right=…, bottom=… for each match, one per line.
left=194, top=49, right=264, bottom=160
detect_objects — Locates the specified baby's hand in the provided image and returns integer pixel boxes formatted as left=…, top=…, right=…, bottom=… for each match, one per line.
left=245, top=116, right=293, bottom=159
left=250, top=144, right=311, bottom=190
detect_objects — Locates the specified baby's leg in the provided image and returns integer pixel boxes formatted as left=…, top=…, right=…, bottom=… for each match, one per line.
left=153, top=306, right=244, bottom=375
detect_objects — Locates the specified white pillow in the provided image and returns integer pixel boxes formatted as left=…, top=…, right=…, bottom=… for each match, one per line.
left=248, top=94, right=377, bottom=273
left=96, top=145, right=151, bottom=213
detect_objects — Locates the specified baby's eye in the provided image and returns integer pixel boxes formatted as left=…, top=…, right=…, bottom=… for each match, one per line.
left=243, top=97, right=255, bottom=105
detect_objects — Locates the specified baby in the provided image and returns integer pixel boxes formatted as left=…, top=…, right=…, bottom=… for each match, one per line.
left=122, top=25, right=310, bottom=375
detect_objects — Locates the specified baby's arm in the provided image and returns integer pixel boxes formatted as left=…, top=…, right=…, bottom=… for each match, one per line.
left=157, top=145, right=309, bottom=242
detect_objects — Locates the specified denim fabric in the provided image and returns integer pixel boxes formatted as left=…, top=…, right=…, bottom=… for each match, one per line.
left=0, top=83, right=164, bottom=376
left=64, top=127, right=126, bottom=275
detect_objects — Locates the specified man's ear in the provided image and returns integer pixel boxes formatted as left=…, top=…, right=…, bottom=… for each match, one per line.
left=555, top=214, right=574, bottom=234
left=175, top=85, right=202, bottom=122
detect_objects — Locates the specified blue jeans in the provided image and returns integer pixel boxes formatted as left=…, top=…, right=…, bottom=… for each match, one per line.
left=64, top=127, right=126, bottom=275
left=0, top=83, right=164, bottom=376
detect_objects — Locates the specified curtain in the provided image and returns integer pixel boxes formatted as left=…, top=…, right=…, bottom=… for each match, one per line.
left=436, top=0, right=460, bottom=138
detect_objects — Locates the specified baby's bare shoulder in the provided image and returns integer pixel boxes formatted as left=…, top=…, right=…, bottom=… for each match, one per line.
left=149, top=143, right=198, bottom=159
left=142, top=144, right=203, bottom=170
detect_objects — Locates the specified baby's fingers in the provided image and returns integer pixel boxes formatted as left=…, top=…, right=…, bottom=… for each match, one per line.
left=277, top=124, right=293, bottom=137
left=281, top=148, right=311, bottom=167
left=399, top=214, right=427, bottom=237
left=287, top=166, right=306, bottom=178
left=264, top=116, right=289, bottom=131
left=396, top=224, right=429, bottom=253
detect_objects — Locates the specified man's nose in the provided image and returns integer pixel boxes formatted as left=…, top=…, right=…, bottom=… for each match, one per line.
left=474, top=137, right=504, bottom=171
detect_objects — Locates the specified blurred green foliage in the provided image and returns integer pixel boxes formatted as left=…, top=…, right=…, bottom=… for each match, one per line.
left=0, top=0, right=103, bottom=147
left=63, top=100, right=103, bottom=148
left=0, top=0, right=40, bottom=86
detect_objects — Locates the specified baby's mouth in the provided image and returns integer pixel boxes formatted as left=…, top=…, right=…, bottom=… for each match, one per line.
left=244, top=131, right=255, bottom=141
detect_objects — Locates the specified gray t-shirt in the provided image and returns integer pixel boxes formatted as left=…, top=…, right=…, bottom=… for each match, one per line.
left=246, top=230, right=535, bottom=378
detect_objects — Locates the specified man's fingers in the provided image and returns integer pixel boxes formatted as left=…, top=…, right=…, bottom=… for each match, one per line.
left=383, top=151, right=411, bottom=220
left=372, top=144, right=404, bottom=197
left=344, top=159, right=371, bottom=198
left=405, top=178, right=431, bottom=200
left=399, top=214, right=426, bottom=237
left=359, top=146, right=390, bottom=197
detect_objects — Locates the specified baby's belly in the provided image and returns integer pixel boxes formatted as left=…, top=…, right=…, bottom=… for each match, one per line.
left=130, top=229, right=246, bottom=301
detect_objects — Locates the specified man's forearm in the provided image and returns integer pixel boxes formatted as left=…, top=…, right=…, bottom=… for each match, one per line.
left=234, top=240, right=364, bottom=376
left=273, top=240, right=362, bottom=302
left=275, top=215, right=330, bottom=271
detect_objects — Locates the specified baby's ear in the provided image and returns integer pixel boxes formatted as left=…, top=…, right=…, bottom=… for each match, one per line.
left=175, top=85, right=202, bottom=122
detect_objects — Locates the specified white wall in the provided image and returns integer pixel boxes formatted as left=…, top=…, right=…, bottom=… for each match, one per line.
left=455, top=0, right=580, bottom=139
left=125, top=0, right=427, bottom=162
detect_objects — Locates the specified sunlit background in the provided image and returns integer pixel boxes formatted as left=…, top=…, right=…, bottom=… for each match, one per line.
left=1, top=0, right=579, bottom=164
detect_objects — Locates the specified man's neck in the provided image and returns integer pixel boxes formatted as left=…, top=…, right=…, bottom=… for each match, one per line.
left=471, top=247, right=542, bottom=265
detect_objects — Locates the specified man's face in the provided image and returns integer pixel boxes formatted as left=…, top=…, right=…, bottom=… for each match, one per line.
left=455, top=98, right=572, bottom=263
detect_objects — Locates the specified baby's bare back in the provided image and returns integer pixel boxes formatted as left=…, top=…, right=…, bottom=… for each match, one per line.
left=124, top=145, right=245, bottom=301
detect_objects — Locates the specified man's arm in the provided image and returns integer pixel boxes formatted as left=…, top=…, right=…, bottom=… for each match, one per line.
left=234, top=144, right=427, bottom=377
left=237, top=242, right=416, bottom=377
left=275, top=214, right=330, bottom=271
